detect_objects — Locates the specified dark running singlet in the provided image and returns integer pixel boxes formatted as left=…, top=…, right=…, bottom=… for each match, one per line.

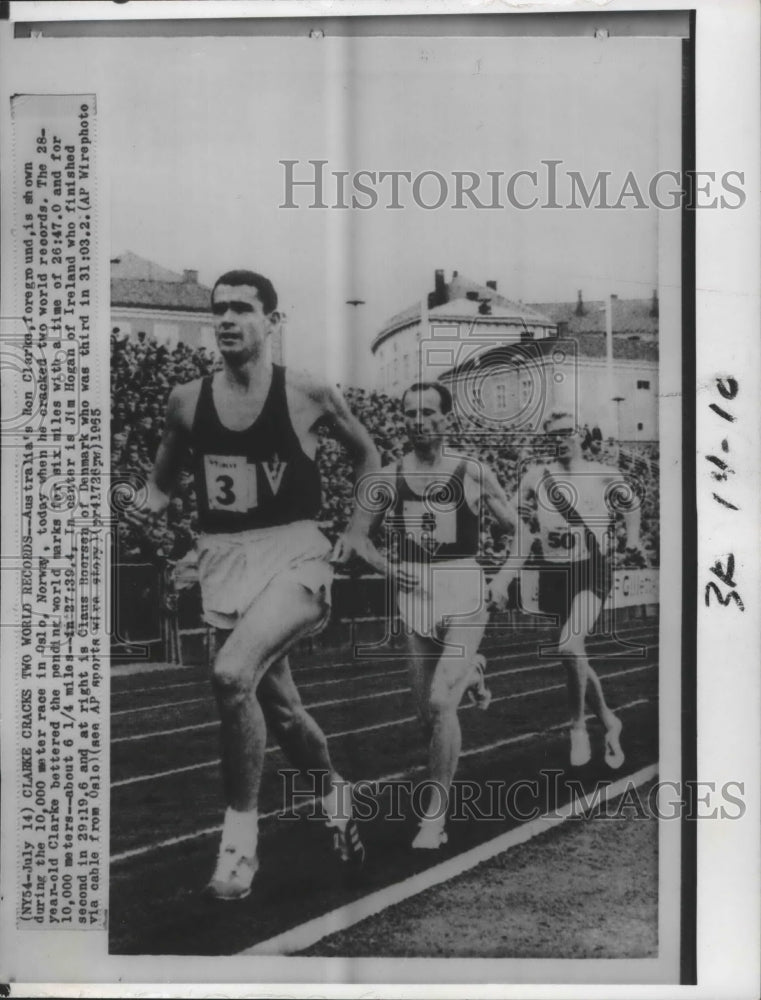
left=190, top=365, right=322, bottom=533
left=390, top=458, right=480, bottom=564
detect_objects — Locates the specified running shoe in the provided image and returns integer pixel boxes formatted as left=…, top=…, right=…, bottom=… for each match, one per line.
left=205, top=846, right=259, bottom=901
left=465, top=653, right=492, bottom=710
left=604, top=716, right=625, bottom=769
left=569, top=725, right=592, bottom=767
left=412, top=821, right=449, bottom=850
left=330, top=816, right=366, bottom=870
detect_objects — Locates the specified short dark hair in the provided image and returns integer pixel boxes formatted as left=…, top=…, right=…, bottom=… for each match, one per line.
left=403, top=381, right=453, bottom=415
left=211, top=270, right=278, bottom=314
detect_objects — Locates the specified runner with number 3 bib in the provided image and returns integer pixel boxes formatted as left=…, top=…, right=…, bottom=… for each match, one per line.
left=142, top=270, right=380, bottom=900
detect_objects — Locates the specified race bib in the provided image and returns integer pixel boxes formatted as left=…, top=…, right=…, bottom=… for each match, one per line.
left=204, top=455, right=258, bottom=513
left=402, top=500, right=457, bottom=549
left=546, top=522, right=579, bottom=553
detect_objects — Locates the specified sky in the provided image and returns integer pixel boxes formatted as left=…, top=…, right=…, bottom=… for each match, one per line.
left=7, top=29, right=682, bottom=384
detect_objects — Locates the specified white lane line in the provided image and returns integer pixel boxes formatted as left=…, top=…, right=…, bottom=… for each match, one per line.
left=112, top=695, right=212, bottom=717
left=112, top=661, right=197, bottom=679
left=111, top=686, right=653, bottom=854
left=112, top=635, right=657, bottom=741
left=111, top=659, right=656, bottom=773
left=113, top=679, right=209, bottom=698
left=242, top=761, right=659, bottom=956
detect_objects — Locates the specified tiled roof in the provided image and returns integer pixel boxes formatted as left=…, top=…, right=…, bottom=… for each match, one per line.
left=373, top=273, right=555, bottom=351
left=379, top=302, right=422, bottom=335
left=448, top=274, right=553, bottom=326
left=427, top=299, right=552, bottom=323
left=528, top=298, right=659, bottom=338
left=570, top=332, right=659, bottom=362
left=111, top=251, right=212, bottom=313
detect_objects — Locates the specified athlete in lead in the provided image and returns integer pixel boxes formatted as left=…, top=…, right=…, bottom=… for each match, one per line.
left=144, top=270, right=380, bottom=900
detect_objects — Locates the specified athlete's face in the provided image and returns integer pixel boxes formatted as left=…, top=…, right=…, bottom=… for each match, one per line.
left=545, top=418, right=580, bottom=464
left=212, top=284, right=277, bottom=365
left=403, top=388, right=448, bottom=449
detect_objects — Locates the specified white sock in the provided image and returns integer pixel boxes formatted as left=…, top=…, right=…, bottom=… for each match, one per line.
left=221, top=806, right=258, bottom=857
left=323, top=778, right=352, bottom=829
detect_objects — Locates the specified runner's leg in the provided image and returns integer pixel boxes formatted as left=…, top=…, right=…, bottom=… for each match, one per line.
left=259, top=655, right=351, bottom=819
left=405, top=616, right=487, bottom=845
left=206, top=573, right=331, bottom=897
left=558, top=587, right=622, bottom=766
left=425, top=620, right=488, bottom=812
left=558, top=586, right=601, bottom=724
left=405, top=630, right=437, bottom=745
left=212, top=574, right=330, bottom=810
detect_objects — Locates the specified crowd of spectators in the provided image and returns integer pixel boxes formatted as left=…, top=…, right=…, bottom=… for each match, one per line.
left=112, top=333, right=659, bottom=572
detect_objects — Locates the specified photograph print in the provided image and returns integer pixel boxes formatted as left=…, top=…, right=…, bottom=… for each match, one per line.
left=105, top=12, right=685, bottom=976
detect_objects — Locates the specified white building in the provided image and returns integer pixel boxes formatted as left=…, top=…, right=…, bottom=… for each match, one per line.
left=110, top=251, right=216, bottom=351
left=370, top=271, right=659, bottom=441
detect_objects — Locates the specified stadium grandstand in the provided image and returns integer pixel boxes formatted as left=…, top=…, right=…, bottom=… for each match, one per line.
left=110, top=332, right=659, bottom=660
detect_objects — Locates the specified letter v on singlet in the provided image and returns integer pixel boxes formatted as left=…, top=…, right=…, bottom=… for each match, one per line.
left=262, top=454, right=288, bottom=496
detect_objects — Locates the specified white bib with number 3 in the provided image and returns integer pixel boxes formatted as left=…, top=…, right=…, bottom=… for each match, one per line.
left=205, top=455, right=258, bottom=513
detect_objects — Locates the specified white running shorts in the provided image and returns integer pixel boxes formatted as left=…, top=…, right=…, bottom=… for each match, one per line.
left=396, top=558, right=488, bottom=639
left=196, top=520, right=333, bottom=630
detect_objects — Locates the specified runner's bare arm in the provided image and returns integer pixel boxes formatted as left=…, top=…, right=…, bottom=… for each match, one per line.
left=144, top=383, right=194, bottom=514
left=504, top=468, right=542, bottom=568
left=488, top=469, right=535, bottom=609
left=345, top=464, right=422, bottom=589
left=603, top=466, right=643, bottom=552
left=479, top=464, right=519, bottom=536
left=313, top=384, right=383, bottom=563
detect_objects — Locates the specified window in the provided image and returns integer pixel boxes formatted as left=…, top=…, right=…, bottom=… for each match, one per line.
left=637, top=379, right=650, bottom=390
left=637, top=422, right=644, bottom=431
left=495, top=383, right=508, bottom=410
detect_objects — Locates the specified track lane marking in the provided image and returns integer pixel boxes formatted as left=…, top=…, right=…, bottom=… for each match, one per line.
left=111, top=693, right=654, bottom=857
left=112, top=623, right=656, bottom=699
left=242, top=762, right=659, bottom=956
left=112, top=634, right=657, bottom=740
left=113, top=625, right=655, bottom=716
left=111, top=656, right=656, bottom=779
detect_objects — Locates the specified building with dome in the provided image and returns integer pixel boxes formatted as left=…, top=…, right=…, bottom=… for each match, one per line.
left=370, top=270, right=659, bottom=441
